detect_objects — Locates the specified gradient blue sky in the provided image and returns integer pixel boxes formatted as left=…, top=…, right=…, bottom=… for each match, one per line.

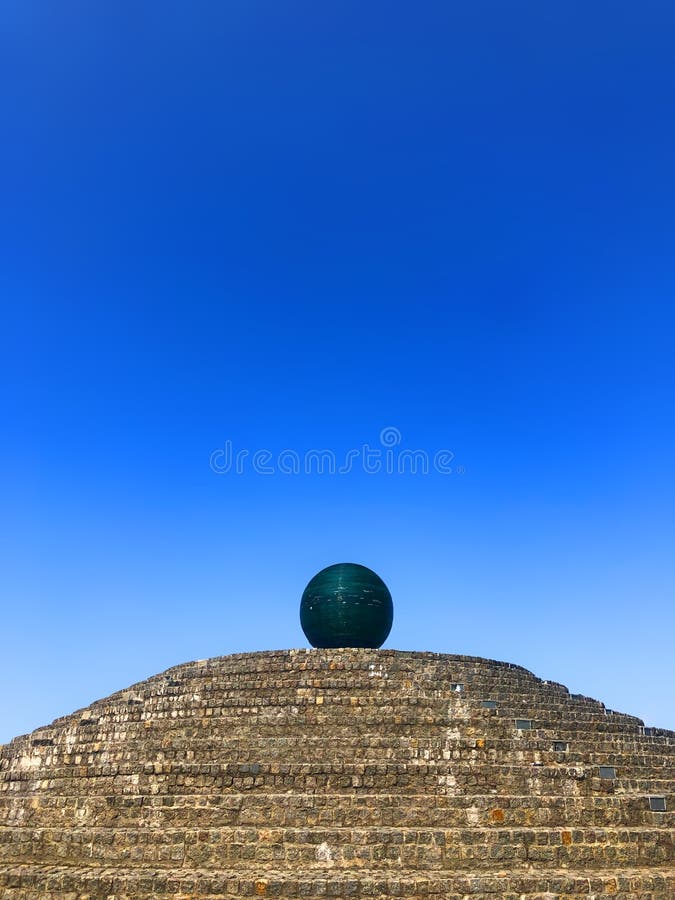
left=2, top=2, right=674, bottom=744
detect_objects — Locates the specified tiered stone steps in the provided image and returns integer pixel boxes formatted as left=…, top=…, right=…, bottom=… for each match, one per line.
left=2, top=863, right=675, bottom=898
left=0, top=649, right=673, bottom=898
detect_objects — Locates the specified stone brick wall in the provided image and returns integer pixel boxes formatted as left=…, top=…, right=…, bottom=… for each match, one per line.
left=0, top=649, right=673, bottom=897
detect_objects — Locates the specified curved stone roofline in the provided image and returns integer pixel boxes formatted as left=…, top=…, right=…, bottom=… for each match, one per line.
left=161, top=647, right=541, bottom=677
left=5, top=649, right=542, bottom=741
left=4, top=648, right=673, bottom=746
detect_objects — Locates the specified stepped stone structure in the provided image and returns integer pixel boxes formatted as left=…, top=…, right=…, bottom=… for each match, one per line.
left=0, top=649, right=673, bottom=898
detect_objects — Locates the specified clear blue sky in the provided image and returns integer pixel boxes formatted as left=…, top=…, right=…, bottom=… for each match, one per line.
left=1, top=2, right=674, bottom=744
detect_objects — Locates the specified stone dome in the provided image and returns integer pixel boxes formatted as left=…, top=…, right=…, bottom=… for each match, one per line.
left=0, top=649, right=673, bottom=898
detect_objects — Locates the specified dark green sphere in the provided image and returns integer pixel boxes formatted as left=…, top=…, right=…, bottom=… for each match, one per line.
left=300, top=563, right=393, bottom=649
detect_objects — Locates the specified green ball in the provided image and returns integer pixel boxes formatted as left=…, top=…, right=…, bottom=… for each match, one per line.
left=300, top=563, right=393, bottom=649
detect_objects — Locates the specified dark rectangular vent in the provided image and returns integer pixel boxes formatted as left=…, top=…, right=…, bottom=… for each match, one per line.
left=599, top=766, right=616, bottom=779
left=649, top=796, right=666, bottom=812
left=553, top=741, right=568, bottom=752
left=515, top=719, right=533, bottom=730
left=481, top=700, right=497, bottom=709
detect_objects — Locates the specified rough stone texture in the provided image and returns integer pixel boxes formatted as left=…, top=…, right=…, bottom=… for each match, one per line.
left=0, top=649, right=673, bottom=898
